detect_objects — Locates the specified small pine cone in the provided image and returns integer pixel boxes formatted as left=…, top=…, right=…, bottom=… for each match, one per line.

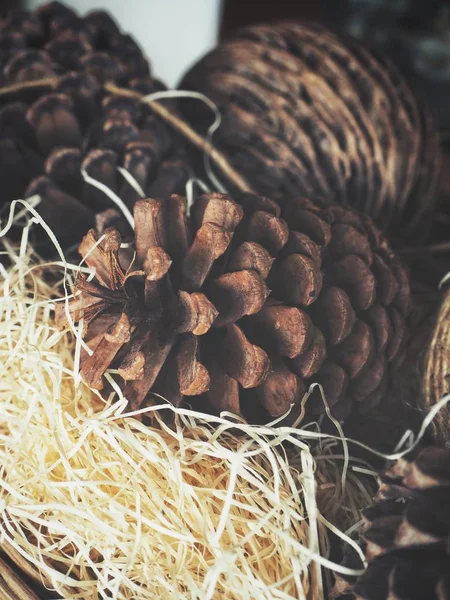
left=335, top=447, right=450, bottom=600
left=0, top=2, right=190, bottom=248
left=180, top=21, right=440, bottom=238
left=55, top=192, right=410, bottom=425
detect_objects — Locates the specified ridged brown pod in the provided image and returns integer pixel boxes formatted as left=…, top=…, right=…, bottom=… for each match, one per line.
left=180, top=21, right=441, bottom=237
left=423, top=289, right=450, bottom=446
left=56, top=191, right=411, bottom=427
left=0, top=2, right=190, bottom=248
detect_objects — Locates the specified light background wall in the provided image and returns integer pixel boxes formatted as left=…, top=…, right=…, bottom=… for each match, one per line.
left=24, top=0, right=223, bottom=87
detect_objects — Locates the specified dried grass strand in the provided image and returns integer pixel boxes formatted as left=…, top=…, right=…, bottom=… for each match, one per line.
left=0, top=78, right=56, bottom=97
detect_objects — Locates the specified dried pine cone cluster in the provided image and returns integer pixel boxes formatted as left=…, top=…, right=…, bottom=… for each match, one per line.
left=0, top=1, right=190, bottom=247
left=181, top=21, right=440, bottom=236
left=56, top=192, right=410, bottom=424
left=336, top=447, right=450, bottom=600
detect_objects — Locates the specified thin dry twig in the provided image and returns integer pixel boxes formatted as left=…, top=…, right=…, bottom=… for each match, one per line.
left=0, top=78, right=57, bottom=97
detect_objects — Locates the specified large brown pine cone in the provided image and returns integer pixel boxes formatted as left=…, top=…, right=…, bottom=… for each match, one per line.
left=55, top=192, right=410, bottom=425
left=335, top=447, right=450, bottom=600
left=180, top=21, right=440, bottom=237
left=0, top=2, right=190, bottom=248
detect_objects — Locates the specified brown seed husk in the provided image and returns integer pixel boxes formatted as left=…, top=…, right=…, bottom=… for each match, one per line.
left=180, top=21, right=441, bottom=238
left=423, top=288, right=450, bottom=445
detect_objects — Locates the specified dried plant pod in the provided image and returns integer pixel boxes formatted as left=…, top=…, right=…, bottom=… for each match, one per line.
left=423, top=289, right=450, bottom=446
left=334, top=447, right=450, bottom=600
left=56, top=192, right=411, bottom=426
left=0, top=556, right=40, bottom=600
left=180, top=21, right=440, bottom=237
left=0, top=1, right=190, bottom=248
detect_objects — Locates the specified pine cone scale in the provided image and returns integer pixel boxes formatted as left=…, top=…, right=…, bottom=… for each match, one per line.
left=176, top=334, right=210, bottom=396
left=133, top=199, right=168, bottom=264
left=290, top=327, right=327, bottom=380
left=247, top=210, right=289, bottom=255
left=350, top=355, right=386, bottom=402
left=312, top=285, right=356, bottom=345
left=26, top=176, right=95, bottom=246
left=80, top=312, right=131, bottom=390
left=333, top=320, right=375, bottom=379
left=180, top=222, right=232, bottom=292
left=276, top=253, right=323, bottom=307
left=328, top=223, right=373, bottom=264
left=255, top=361, right=304, bottom=418
left=333, top=254, right=376, bottom=311
left=206, top=270, right=269, bottom=328
left=175, top=291, right=218, bottom=336
left=78, top=229, right=124, bottom=290
left=26, top=94, right=83, bottom=154
left=366, top=304, right=391, bottom=353
left=244, top=304, right=313, bottom=360
left=228, top=241, right=274, bottom=279
left=213, top=323, right=270, bottom=389
left=124, top=332, right=174, bottom=411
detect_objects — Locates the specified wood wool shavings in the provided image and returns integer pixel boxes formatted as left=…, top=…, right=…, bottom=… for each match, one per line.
left=0, top=244, right=325, bottom=600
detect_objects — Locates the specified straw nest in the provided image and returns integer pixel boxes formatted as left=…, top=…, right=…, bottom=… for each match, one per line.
left=0, top=205, right=375, bottom=599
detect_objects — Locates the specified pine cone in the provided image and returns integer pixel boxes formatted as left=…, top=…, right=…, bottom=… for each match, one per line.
left=0, top=2, right=190, bottom=248
left=336, top=447, right=450, bottom=600
left=55, top=192, right=410, bottom=425
left=180, top=21, right=440, bottom=238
